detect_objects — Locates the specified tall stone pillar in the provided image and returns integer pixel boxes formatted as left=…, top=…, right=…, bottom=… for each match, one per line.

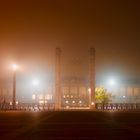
left=89, top=48, right=96, bottom=109
left=55, top=48, right=61, bottom=110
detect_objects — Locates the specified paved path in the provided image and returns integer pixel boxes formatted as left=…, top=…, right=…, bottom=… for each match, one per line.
left=0, top=111, right=140, bottom=140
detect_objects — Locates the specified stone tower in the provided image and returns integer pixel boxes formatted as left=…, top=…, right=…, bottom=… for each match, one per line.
left=55, top=48, right=61, bottom=110
left=89, top=48, right=96, bottom=109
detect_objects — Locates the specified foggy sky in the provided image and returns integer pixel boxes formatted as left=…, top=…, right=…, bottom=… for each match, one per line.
left=0, top=0, right=140, bottom=81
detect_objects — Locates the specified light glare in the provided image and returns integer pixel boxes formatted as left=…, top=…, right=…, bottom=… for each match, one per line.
left=108, top=79, right=115, bottom=86
left=32, top=94, right=36, bottom=100
left=91, top=102, right=95, bottom=105
left=33, top=80, right=39, bottom=86
left=12, top=64, right=18, bottom=71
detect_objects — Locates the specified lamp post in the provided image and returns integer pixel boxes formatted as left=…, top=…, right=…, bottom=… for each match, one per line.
left=89, top=48, right=95, bottom=110
left=12, top=64, right=18, bottom=110
left=32, top=79, right=39, bottom=103
left=88, top=88, right=91, bottom=108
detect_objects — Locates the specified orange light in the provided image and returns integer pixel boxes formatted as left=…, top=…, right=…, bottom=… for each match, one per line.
left=88, top=88, right=91, bottom=93
left=91, top=102, right=95, bottom=105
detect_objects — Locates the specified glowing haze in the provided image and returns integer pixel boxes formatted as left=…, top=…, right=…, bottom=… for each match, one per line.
left=0, top=0, right=140, bottom=83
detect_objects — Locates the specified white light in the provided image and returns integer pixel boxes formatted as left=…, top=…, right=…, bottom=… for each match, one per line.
left=12, top=64, right=18, bottom=71
left=65, top=100, right=69, bottom=104
left=108, top=79, right=115, bottom=86
left=33, top=80, right=39, bottom=86
left=16, top=101, right=18, bottom=105
left=79, top=100, right=82, bottom=104
left=122, top=95, right=126, bottom=98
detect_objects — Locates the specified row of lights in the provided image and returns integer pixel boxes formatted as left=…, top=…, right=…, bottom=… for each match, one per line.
left=65, top=100, right=82, bottom=104
left=11, top=63, right=119, bottom=109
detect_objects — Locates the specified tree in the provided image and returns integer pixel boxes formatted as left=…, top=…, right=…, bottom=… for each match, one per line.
left=95, top=86, right=112, bottom=104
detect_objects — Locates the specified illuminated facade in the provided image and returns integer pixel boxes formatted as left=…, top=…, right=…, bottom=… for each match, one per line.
left=61, top=79, right=90, bottom=108
left=0, top=78, right=140, bottom=109
left=110, top=84, right=140, bottom=104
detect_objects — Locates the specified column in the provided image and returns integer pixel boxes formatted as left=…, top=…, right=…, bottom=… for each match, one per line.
left=55, top=48, right=61, bottom=110
left=89, top=48, right=96, bottom=109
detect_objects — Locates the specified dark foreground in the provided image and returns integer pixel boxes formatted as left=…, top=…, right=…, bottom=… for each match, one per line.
left=0, top=111, right=140, bottom=140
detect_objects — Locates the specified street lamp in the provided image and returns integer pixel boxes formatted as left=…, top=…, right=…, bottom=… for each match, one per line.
left=12, top=64, right=18, bottom=110
left=33, top=79, right=39, bottom=86
left=108, top=79, right=116, bottom=86
left=88, top=88, right=94, bottom=108
left=12, top=64, right=18, bottom=71
left=32, top=79, right=39, bottom=103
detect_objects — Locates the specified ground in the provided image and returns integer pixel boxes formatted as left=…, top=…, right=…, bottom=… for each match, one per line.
left=0, top=110, right=140, bottom=140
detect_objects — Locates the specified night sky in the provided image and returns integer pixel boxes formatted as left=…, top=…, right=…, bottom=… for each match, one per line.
left=0, top=0, right=140, bottom=82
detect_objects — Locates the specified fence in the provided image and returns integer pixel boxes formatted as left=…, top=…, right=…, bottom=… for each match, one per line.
left=96, top=103, right=140, bottom=110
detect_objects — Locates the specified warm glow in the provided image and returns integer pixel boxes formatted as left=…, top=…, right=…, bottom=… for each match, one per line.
left=65, top=100, right=69, bottom=104
left=32, top=94, right=36, bottom=100
left=71, top=95, right=73, bottom=98
left=72, top=100, right=75, bottom=104
left=12, top=64, right=18, bottom=71
left=79, top=100, right=82, bottom=104
left=91, top=102, right=95, bottom=105
left=46, top=94, right=52, bottom=100
left=88, top=88, right=91, bottom=93
left=39, top=100, right=44, bottom=104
